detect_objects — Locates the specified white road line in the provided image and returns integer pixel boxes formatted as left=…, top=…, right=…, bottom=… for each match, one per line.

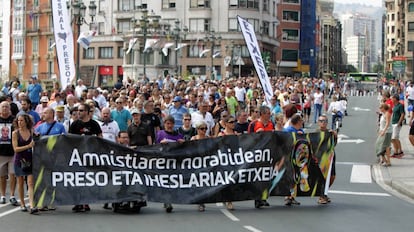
left=244, top=225, right=262, bottom=232
left=350, top=164, right=372, bottom=183
left=336, top=161, right=370, bottom=165
left=329, top=190, right=391, bottom=197
left=0, top=207, right=21, bottom=218
left=220, top=209, right=240, bottom=221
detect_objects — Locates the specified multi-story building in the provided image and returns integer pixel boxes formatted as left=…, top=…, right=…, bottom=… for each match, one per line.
left=384, top=0, right=414, bottom=81
left=8, top=0, right=281, bottom=87
left=317, top=0, right=342, bottom=78
left=0, top=0, right=11, bottom=82
left=276, top=0, right=301, bottom=77
left=9, top=0, right=57, bottom=89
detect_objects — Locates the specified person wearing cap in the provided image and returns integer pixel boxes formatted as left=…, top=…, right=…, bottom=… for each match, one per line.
left=168, top=96, right=188, bottom=130
left=35, top=96, right=49, bottom=116
left=127, top=108, right=152, bottom=148
left=54, top=105, right=66, bottom=123
left=93, top=88, right=107, bottom=109
left=27, top=75, right=42, bottom=110
left=391, top=94, right=405, bottom=158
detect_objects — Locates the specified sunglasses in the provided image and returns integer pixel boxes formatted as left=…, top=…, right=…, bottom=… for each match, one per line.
left=318, top=120, right=328, bottom=123
left=227, top=120, right=235, bottom=123
left=78, top=109, right=86, bottom=112
left=116, top=102, right=123, bottom=104
left=183, top=118, right=191, bottom=121
left=198, top=127, right=207, bottom=130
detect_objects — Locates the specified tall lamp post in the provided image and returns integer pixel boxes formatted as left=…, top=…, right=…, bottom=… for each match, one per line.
left=70, top=0, right=96, bottom=81
left=172, top=19, right=188, bottom=75
left=204, top=30, right=221, bottom=80
left=135, top=9, right=160, bottom=79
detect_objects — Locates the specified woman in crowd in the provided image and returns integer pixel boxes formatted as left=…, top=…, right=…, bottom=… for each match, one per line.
left=12, top=114, right=38, bottom=214
left=156, top=116, right=184, bottom=213
left=190, top=121, right=209, bottom=212
left=213, top=111, right=229, bottom=136
left=376, top=103, right=392, bottom=166
left=218, top=115, right=238, bottom=210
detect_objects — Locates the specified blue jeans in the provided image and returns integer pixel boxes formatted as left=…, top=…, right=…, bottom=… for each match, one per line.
left=314, top=104, right=322, bottom=123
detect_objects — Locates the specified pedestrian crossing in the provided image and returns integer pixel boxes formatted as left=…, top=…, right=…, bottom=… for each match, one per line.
left=337, top=162, right=372, bottom=184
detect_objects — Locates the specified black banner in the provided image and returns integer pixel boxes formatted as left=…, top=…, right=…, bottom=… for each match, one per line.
left=33, top=132, right=335, bottom=206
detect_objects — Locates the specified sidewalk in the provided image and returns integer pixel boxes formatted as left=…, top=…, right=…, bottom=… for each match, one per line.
left=378, top=125, right=414, bottom=200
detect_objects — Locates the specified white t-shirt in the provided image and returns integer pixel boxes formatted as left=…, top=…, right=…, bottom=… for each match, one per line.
left=234, top=86, right=246, bottom=102
left=313, top=92, right=324, bottom=105
left=99, top=120, right=120, bottom=143
left=406, top=85, right=414, bottom=100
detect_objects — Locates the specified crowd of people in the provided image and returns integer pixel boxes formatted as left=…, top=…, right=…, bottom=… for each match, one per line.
left=0, top=74, right=343, bottom=214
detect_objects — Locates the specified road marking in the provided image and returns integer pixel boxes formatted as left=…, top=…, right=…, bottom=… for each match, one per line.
left=329, top=190, right=391, bottom=197
left=220, top=209, right=240, bottom=221
left=337, top=161, right=370, bottom=165
left=0, top=207, right=20, bottom=218
left=350, top=164, right=372, bottom=183
left=338, top=138, right=365, bottom=144
left=244, top=225, right=262, bottom=232
left=353, top=107, right=371, bottom=111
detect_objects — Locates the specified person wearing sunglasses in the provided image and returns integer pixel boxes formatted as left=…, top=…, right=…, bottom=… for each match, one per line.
left=190, top=122, right=209, bottom=212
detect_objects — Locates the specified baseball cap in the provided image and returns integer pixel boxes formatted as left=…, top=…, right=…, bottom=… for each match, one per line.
left=40, top=96, right=49, bottom=103
left=31, top=75, right=38, bottom=80
left=55, top=105, right=64, bottom=112
left=173, top=96, right=182, bottom=102
left=130, top=108, right=141, bottom=115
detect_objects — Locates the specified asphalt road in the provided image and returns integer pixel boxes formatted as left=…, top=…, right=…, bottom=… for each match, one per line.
left=0, top=95, right=413, bottom=232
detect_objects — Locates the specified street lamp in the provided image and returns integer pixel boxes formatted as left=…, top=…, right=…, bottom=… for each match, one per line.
left=69, top=0, right=96, bottom=81
left=172, top=19, right=188, bottom=75
left=204, top=30, right=221, bottom=80
left=133, top=9, right=160, bottom=79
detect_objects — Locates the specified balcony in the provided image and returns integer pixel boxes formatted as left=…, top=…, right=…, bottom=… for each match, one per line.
left=40, top=2, right=52, bottom=13
left=40, top=26, right=54, bottom=36
left=26, top=28, right=40, bottom=36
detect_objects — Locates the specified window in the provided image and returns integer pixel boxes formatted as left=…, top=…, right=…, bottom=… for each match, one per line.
left=261, top=21, right=269, bottom=35
left=162, top=0, right=176, bottom=9
left=84, top=48, right=95, bottom=59
left=190, top=0, right=210, bottom=8
left=32, top=14, right=39, bottom=30
left=118, top=20, right=131, bottom=34
left=99, top=0, right=105, bottom=13
left=14, top=15, right=23, bottom=31
left=282, top=49, right=298, bottom=61
left=98, top=22, right=105, bottom=35
left=13, top=38, right=23, bottom=54
left=228, top=18, right=239, bottom=31
left=247, top=18, right=260, bottom=32
left=118, top=46, right=124, bottom=58
left=32, top=62, right=38, bottom=76
left=189, top=19, right=210, bottom=32
left=409, top=22, right=414, bottom=32
left=119, top=0, right=132, bottom=11
left=409, top=3, right=414, bottom=12
left=283, top=11, right=299, bottom=21
left=263, top=0, right=269, bottom=12
left=48, top=37, right=54, bottom=51
left=229, top=0, right=259, bottom=9
left=32, top=37, right=39, bottom=53
left=282, top=29, right=299, bottom=41
left=99, top=47, right=112, bottom=58
left=188, top=45, right=205, bottom=57
left=282, top=0, right=299, bottom=3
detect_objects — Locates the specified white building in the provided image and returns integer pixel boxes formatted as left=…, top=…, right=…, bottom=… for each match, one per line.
left=345, top=35, right=366, bottom=71
left=0, top=0, right=11, bottom=82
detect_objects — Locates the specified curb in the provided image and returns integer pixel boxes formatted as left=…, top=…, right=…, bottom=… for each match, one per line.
left=390, top=180, right=414, bottom=201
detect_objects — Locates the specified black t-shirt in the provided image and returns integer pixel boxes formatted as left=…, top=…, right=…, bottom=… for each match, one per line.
left=177, top=126, right=197, bottom=141
left=69, top=119, right=102, bottom=136
left=234, top=122, right=249, bottom=134
left=127, top=122, right=151, bottom=147
left=0, top=115, right=15, bottom=156
left=141, top=113, right=161, bottom=142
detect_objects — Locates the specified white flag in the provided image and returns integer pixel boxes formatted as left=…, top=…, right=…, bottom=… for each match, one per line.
left=162, top=42, right=175, bottom=56
left=126, top=38, right=137, bottom=54
left=143, top=39, right=160, bottom=53
left=77, top=30, right=96, bottom=49
left=212, top=51, right=221, bottom=58
left=174, top=43, right=188, bottom=51
left=52, top=0, right=75, bottom=89
left=199, top=49, right=211, bottom=58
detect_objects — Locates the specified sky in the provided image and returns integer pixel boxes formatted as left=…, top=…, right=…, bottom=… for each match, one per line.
left=333, top=0, right=382, bottom=7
